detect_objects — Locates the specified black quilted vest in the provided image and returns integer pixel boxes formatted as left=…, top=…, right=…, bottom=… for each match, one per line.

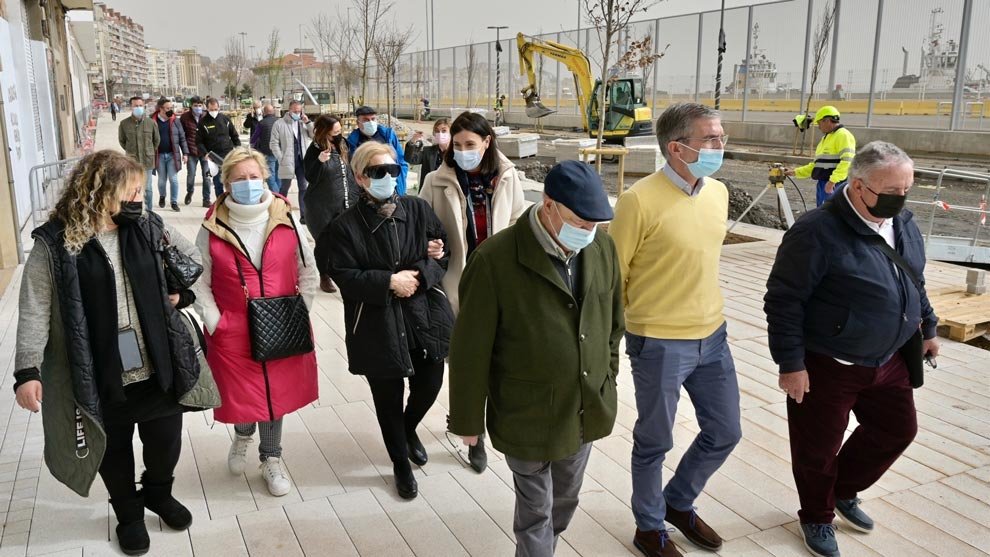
left=32, top=213, right=200, bottom=425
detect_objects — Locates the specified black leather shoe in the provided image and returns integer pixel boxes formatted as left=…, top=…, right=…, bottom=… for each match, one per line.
left=158, top=196, right=165, bottom=208
left=394, top=463, right=418, bottom=500
left=184, top=192, right=193, bottom=205
left=407, top=432, right=428, bottom=466
left=468, top=435, right=488, bottom=473
left=171, top=202, right=180, bottom=212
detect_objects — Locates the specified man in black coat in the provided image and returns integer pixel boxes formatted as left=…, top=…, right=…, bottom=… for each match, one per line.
left=195, top=98, right=241, bottom=199
left=764, top=141, right=939, bottom=557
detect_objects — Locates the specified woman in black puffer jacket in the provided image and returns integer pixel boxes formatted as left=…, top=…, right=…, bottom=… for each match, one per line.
left=303, top=115, right=361, bottom=293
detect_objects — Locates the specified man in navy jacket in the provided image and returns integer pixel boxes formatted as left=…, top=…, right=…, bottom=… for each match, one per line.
left=764, top=141, right=939, bottom=557
left=346, top=106, right=409, bottom=195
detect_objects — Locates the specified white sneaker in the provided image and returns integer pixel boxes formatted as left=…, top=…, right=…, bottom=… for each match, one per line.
left=260, top=457, right=291, bottom=497
left=227, top=434, right=254, bottom=475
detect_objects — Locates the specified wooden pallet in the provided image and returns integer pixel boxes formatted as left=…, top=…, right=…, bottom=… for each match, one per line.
left=929, top=286, right=990, bottom=342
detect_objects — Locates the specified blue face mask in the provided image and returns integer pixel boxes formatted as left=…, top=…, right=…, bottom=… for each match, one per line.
left=368, top=175, right=396, bottom=200
left=453, top=148, right=484, bottom=171
left=132, top=106, right=145, bottom=118
left=230, top=179, right=266, bottom=205
left=553, top=204, right=597, bottom=252
left=678, top=144, right=724, bottom=178
left=192, top=107, right=204, bottom=115
left=290, top=112, right=301, bottom=121
left=361, top=121, right=378, bottom=136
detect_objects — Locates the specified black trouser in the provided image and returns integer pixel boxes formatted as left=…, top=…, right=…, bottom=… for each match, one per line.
left=367, top=351, right=445, bottom=468
left=98, top=413, right=183, bottom=502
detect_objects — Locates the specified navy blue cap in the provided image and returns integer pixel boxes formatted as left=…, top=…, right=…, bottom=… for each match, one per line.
left=355, top=105, right=377, bottom=116
left=544, top=160, right=614, bottom=222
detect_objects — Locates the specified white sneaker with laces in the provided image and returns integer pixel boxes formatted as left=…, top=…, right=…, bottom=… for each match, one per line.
left=260, top=457, right=291, bottom=497
left=227, top=435, right=254, bottom=475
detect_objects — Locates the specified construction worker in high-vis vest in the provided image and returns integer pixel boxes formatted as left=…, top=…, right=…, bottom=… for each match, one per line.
left=786, top=106, right=856, bottom=207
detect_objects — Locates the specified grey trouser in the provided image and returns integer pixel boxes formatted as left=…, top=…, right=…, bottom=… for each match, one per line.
left=505, top=443, right=592, bottom=557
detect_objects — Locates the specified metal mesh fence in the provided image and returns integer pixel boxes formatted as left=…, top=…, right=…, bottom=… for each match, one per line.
left=358, top=0, right=989, bottom=130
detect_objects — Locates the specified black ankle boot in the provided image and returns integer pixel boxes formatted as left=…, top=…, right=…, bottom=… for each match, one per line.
left=139, top=473, right=192, bottom=530
left=393, top=462, right=418, bottom=500
left=110, top=497, right=150, bottom=556
left=406, top=431, right=428, bottom=466
left=468, top=435, right=488, bottom=473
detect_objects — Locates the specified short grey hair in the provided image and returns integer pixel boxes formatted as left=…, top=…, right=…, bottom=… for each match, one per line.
left=655, top=103, right=720, bottom=158
left=848, top=141, right=913, bottom=182
left=289, top=100, right=303, bottom=109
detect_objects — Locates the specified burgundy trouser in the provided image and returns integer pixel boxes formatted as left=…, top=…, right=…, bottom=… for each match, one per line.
left=787, top=351, right=917, bottom=524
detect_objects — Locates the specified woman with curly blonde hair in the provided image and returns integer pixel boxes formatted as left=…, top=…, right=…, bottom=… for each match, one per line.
left=14, top=150, right=209, bottom=556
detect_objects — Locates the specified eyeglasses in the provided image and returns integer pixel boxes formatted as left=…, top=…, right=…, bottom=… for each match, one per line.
left=678, top=135, right=729, bottom=148
left=364, top=164, right=401, bottom=179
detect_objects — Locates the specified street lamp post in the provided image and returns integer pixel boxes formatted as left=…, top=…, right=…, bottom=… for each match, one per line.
left=488, top=25, right=509, bottom=111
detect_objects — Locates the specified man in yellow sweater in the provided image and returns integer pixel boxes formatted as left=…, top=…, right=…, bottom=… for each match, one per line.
left=610, top=103, right=741, bottom=557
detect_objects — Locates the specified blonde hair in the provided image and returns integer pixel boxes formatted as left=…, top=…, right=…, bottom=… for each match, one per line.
left=52, top=150, right=145, bottom=254
left=220, top=147, right=270, bottom=186
left=351, top=142, right=396, bottom=179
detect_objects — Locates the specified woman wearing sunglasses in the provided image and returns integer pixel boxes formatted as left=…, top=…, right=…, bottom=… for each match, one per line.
left=418, top=111, right=528, bottom=472
left=304, top=115, right=361, bottom=293
left=321, top=142, right=454, bottom=501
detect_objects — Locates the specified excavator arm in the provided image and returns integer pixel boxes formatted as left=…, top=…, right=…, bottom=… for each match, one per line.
left=516, top=33, right=594, bottom=130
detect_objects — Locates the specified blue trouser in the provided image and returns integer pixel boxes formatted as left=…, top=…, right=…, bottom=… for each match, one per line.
left=628, top=322, right=742, bottom=532
left=265, top=154, right=280, bottom=192
left=143, top=169, right=155, bottom=212
left=816, top=179, right=846, bottom=207
left=186, top=155, right=211, bottom=201
left=156, top=152, right=180, bottom=204
left=211, top=173, right=224, bottom=198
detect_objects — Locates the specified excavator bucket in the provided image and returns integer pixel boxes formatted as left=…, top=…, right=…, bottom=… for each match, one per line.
left=524, top=92, right=556, bottom=118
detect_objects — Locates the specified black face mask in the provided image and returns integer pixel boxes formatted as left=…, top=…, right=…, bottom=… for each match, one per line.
left=112, top=201, right=143, bottom=226
left=165, top=110, right=174, bottom=118
left=864, top=184, right=907, bottom=219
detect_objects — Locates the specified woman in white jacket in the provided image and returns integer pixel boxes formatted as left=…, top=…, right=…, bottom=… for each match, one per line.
left=419, top=112, right=528, bottom=315
left=418, top=111, right=528, bottom=474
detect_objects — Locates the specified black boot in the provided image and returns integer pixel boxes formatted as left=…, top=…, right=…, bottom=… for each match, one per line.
left=110, top=497, right=150, bottom=556
left=468, top=435, right=488, bottom=473
left=393, top=461, right=418, bottom=500
left=406, top=431, right=428, bottom=466
left=139, top=473, right=192, bottom=530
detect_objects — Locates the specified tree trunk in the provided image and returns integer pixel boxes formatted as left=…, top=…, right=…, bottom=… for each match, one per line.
left=595, top=12, right=613, bottom=153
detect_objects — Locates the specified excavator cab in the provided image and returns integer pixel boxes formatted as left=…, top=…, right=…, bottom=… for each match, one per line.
left=588, top=78, right=651, bottom=141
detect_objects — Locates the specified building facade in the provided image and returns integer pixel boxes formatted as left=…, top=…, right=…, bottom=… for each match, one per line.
left=93, top=2, right=147, bottom=98
left=178, top=48, right=201, bottom=96
left=146, top=45, right=180, bottom=97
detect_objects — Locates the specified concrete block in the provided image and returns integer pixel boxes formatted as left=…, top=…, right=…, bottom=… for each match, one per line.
left=626, top=145, right=666, bottom=174
left=624, top=135, right=659, bottom=148
left=498, top=133, right=539, bottom=158
left=967, top=285, right=987, bottom=295
left=554, top=138, right=598, bottom=162
left=966, top=269, right=986, bottom=287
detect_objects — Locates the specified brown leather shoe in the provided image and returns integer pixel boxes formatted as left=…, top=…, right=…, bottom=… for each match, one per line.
left=633, top=529, right=683, bottom=557
left=664, top=507, right=722, bottom=551
left=320, top=275, right=337, bottom=294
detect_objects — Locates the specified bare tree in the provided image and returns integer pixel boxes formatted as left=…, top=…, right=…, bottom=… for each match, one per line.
left=325, top=8, right=360, bottom=109
left=584, top=0, right=661, bottom=150
left=466, top=43, right=477, bottom=107
left=796, top=0, right=836, bottom=155
left=310, top=14, right=337, bottom=91
left=261, top=28, right=285, bottom=100
left=222, top=36, right=246, bottom=106
left=352, top=0, right=396, bottom=105
left=373, top=24, right=414, bottom=119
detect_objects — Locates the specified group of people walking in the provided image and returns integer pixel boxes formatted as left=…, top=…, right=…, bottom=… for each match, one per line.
left=14, top=99, right=937, bottom=557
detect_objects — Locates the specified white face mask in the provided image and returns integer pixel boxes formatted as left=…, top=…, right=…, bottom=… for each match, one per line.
left=255, top=109, right=263, bottom=117
left=208, top=110, right=219, bottom=119
left=453, top=148, right=483, bottom=171
left=361, top=120, right=378, bottom=137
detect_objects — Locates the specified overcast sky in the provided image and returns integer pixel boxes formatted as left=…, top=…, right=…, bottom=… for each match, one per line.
left=105, top=0, right=989, bottom=91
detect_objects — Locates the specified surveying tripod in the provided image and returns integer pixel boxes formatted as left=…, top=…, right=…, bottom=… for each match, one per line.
left=728, top=163, right=797, bottom=232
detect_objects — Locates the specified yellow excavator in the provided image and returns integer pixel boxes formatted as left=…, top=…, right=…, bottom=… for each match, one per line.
left=517, top=33, right=653, bottom=142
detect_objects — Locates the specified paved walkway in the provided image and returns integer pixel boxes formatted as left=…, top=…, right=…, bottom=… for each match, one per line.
left=0, top=113, right=987, bottom=556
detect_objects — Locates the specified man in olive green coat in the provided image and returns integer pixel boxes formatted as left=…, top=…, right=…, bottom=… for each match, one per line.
left=449, top=160, right=624, bottom=557
left=118, top=96, right=160, bottom=210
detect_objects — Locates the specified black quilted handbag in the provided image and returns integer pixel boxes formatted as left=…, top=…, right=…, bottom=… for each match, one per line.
left=233, top=257, right=314, bottom=363
left=162, top=229, right=204, bottom=293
